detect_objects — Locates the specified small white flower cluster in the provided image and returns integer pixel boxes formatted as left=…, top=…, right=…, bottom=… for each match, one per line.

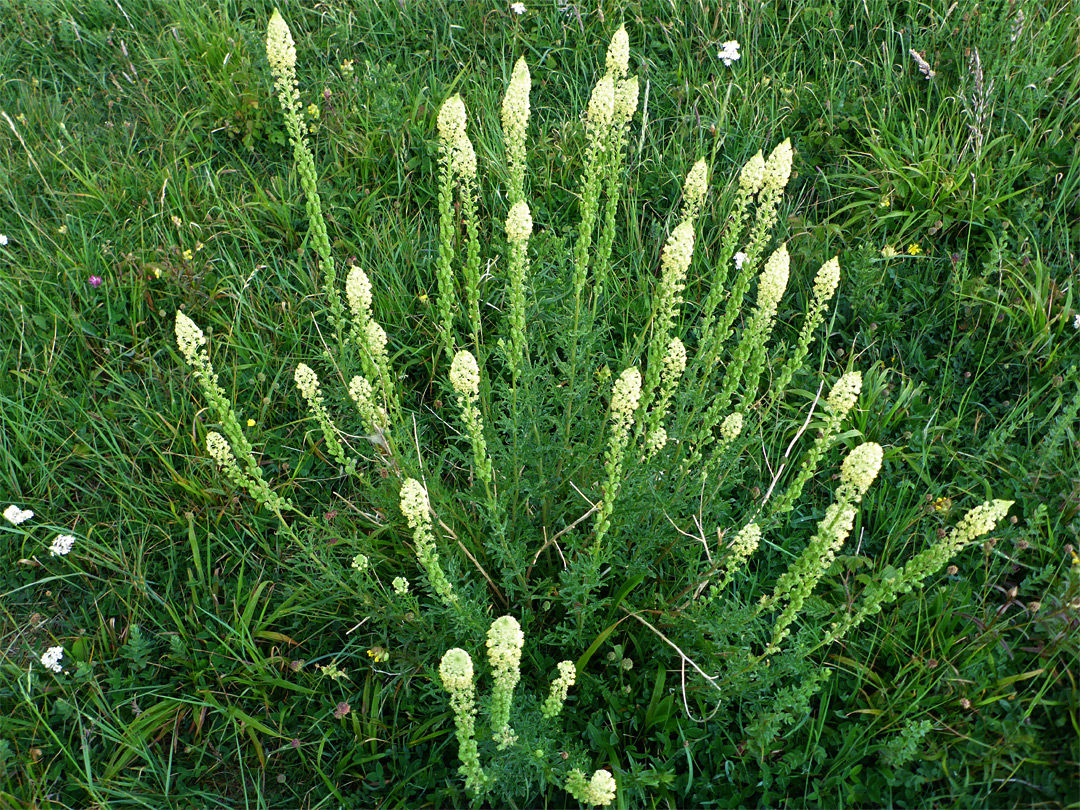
left=1073, top=312, right=1080, bottom=330
left=41, top=645, right=64, bottom=673
left=50, top=534, right=75, bottom=556
left=437, top=95, right=477, bottom=179
left=720, top=412, right=744, bottom=442
left=605, top=27, right=630, bottom=76
left=392, top=576, right=410, bottom=596
left=718, top=40, right=741, bottom=66
left=756, top=244, right=790, bottom=313
left=4, top=504, right=34, bottom=525
left=510, top=1, right=526, bottom=14
left=0, top=234, right=9, bottom=246
left=586, top=74, right=615, bottom=136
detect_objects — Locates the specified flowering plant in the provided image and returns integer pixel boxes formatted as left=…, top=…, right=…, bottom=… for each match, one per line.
left=168, top=12, right=1013, bottom=805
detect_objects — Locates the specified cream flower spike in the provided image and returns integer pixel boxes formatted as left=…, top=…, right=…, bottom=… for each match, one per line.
left=266, top=9, right=297, bottom=74
left=606, top=26, right=630, bottom=77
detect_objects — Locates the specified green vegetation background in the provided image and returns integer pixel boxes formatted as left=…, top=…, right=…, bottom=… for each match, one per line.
left=0, top=0, right=1077, bottom=807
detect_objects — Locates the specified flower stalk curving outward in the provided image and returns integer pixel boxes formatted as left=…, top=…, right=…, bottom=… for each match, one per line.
left=768, top=371, right=863, bottom=521
left=177, top=312, right=294, bottom=519
left=826, top=499, right=1013, bottom=646
left=294, top=363, right=357, bottom=476
left=541, top=660, right=577, bottom=719
left=768, top=256, right=841, bottom=407
left=764, top=442, right=884, bottom=652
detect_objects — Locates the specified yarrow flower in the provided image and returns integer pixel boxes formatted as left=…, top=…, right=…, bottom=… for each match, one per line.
left=40, top=646, right=64, bottom=673
left=4, top=505, right=34, bottom=525
left=1072, top=313, right=1079, bottom=330
left=718, top=40, right=741, bottom=66
left=49, top=535, right=75, bottom=556
left=0, top=234, right=8, bottom=246
left=510, top=1, right=526, bottom=14
left=734, top=251, right=748, bottom=270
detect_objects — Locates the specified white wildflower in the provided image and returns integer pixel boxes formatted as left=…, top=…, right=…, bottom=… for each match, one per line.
left=718, top=40, right=741, bottom=67
left=4, top=505, right=34, bottom=525
left=40, top=646, right=64, bottom=673
left=49, top=535, right=75, bottom=556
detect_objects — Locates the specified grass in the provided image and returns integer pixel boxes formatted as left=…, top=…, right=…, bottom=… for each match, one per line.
left=1, top=0, right=1078, bottom=807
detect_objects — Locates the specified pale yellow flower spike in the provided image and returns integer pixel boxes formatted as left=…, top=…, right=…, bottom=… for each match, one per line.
left=502, top=57, right=531, bottom=206
left=606, top=26, right=630, bottom=77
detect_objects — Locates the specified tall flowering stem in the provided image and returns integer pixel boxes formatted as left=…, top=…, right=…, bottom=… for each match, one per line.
left=266, top=10, right=345, bottom=344
left=400, top=479, right=458, bottom=608
left=825, top=499, right=1013, bottom=647
left=730, top=244, right=791, bottom=412
left=435, top=96, right=464, bottom=361
left=690, top=245, right=789, bottom=466
left=440, top=649, right=490, bottom=795
left=592, top=58, right=640, bottom=305
left=641, top=221, right=695, bottom=417
left=764, top=442, right=883, bottom=653
left=176, top=312, right=294, bottom=520
left=767, top=371, right=862, bottom=522
left=504, top=202, right=533, bottom=382
left=501, top=57, right=531, bottom=207
left=486, top=615, right=524, bottom=749
left=644, top=337, right=686, bottom=457
left=594, top=367, right=642, bottom=553
left=696, top=142, right=791, bottom=394
left=294, top=363, right=357, bottom=476
left=767, top=256, right=840, bottom=409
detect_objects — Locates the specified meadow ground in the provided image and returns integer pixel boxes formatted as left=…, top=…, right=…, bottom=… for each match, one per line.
left=1, top=1, right=1078, bottom=807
